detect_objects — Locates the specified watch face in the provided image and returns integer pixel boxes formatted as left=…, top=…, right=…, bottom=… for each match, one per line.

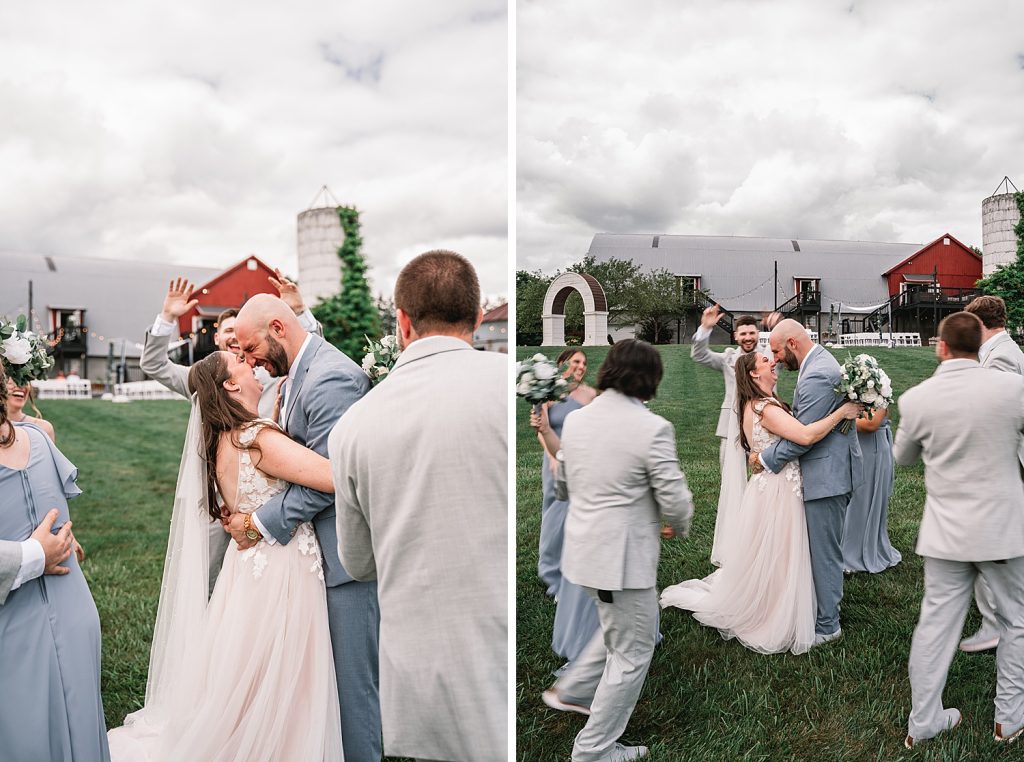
left=245, top=529, right=260, bottom=541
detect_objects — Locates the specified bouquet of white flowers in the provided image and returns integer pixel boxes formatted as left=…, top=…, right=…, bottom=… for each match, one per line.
left=516, top=353, right=570, bottom=407
left=361, top=334, right=401, bottom=385
left=834, top=353, right=893, bottom=433
left=0, top=315, right=54, bottom=387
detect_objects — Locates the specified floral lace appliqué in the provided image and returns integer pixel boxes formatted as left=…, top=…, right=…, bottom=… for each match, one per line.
left=751, top=399, right=804, bottom=498
left=295, top=523, right=325, bottom=580
left=232, top=421, right=288, bottom=581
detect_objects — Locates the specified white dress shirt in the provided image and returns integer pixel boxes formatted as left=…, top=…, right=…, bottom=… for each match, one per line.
left=11, top=538, right=45, bottom=592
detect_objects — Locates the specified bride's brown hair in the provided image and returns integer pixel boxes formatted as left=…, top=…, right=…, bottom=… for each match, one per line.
left=734, top=352, right=790, bottom=452
left=0, top=367, right=14, bottom=449
left=188, top=352, right=262, bottom=520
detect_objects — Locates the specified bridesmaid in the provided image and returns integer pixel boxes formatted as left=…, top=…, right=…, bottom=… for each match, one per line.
left=842, top=408, right=902, bottom=573
left=536, top=349, right=596, bottom=597
left=0, top=367, right=109, bottom=761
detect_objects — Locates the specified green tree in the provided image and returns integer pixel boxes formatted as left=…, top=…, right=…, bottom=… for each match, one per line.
left=515, top=269, right=550, bottom=345
left=632, top=269, right=689, bottom=344
left=976, top=191, right=1024, bottom=337
left=566, top=256, right=643, bottom=327
left=312, top=206, right=381, bottom=360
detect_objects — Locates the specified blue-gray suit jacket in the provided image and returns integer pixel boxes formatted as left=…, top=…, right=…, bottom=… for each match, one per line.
left=761, top=345, right=862, bottom=501
left=254, top=333, right=371, bottom=587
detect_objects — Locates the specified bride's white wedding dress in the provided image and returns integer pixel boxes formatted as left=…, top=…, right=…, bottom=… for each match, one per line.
left=660, top=398, right=816, bottom=655
left=108, top=419, right=343, bottom=761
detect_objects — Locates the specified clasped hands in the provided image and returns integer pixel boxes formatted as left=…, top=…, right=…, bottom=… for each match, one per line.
left=222, top=509, right=261, bottom=550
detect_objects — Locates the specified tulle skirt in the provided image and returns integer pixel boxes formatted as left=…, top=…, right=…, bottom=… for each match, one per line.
left=108, top=524, right=343, bottom=761
left=661, top=465, right=816, bottom=655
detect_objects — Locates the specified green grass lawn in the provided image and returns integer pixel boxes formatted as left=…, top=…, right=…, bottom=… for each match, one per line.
left=35, top=399, right=411, bottom=761
left=517, top=344, right=1015, bottom=761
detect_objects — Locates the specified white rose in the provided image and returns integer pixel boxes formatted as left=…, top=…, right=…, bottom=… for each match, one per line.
left=361, top=353, right=376, bottom=371
left=866, top=380, right=874, bottom=388
left=520, top=371, right=534, bottom=384
left=533, top=362, right=555, bottom=381
left=382, top=335, right=397, bottom=349
left=1, top=335, right=32, bottom=365
left=861, top=389, right=879, bottom=404
left=880, top=384, right=892, bottom=398
left=848, top=391, right=857, bottom=400
left=532, top=353, right=546, bottom=362
left=516, top=381, right=532, bottom=396
left=378, top=366, right=389, bottom=376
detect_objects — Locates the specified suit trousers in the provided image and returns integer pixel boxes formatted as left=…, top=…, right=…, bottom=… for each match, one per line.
left=973, top=575, right=1000, bottom=635
left=909, top=556, right=1024, bottom=737
left=555, top=587, right=658, bottom=762
left=804, top=493, right=849, bottom=635
left=327, top=579, right=382, bottom=761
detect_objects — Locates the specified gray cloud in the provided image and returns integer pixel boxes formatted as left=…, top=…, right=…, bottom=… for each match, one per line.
left=517, top=0, right=1024, bottom=273
left=0, top=0, right=507, bottom=298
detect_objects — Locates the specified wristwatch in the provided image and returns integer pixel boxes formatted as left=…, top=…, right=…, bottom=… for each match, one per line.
left=242, top=513, right=262, bottom=542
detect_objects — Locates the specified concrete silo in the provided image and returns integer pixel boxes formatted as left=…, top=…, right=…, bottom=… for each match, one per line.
left=297, top=186, right=345, bottom=306
left=982, top=176, right=1021, bottom=275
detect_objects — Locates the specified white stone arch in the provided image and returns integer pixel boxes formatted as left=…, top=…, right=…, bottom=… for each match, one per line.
left=542, top=272, right=609, bottom=346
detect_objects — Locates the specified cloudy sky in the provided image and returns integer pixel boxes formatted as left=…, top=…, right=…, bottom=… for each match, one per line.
left=0, top=0, right=507, bottom=298
left=517, top=0, right=1024, bottom=273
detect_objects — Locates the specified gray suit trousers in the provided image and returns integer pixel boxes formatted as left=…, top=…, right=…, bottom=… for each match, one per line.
left=555, top=587, right=658, bottom=762
left=805, top=493, right=850, bottom=635
left=909, top=557, right=1024, bottom=736
left=327, top=579, right=382, bottom=761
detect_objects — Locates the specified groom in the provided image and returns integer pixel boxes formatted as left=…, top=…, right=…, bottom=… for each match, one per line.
left=752, top=319, right=861, bottom=645
left=226, top=295, right=380, bottom=761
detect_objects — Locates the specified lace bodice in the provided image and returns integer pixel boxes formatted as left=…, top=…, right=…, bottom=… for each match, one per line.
left=751, top=399, right=802, bottom=498
left=234, top=421, right=287, bottom=514
left=230, top=420, right=324, bottom=581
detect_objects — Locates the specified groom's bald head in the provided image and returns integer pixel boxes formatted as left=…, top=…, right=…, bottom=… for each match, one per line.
left=234, top=294, right=307, bottom=377
left=768, top=319, right=813, bottom=371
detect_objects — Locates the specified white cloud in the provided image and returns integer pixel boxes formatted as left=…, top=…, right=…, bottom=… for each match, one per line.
left=0, top=0, right=508, bottom=298
left=518, top=0, right=1024, bottom=272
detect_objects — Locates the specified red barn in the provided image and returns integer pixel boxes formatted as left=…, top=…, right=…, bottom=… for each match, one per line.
left=883, top=232, right=982, bottom=297
left=177, top=255, right=284, bottom=357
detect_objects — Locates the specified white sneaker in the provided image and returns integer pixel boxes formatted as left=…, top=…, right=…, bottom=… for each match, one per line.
left=905, top=708, right=961, bottom=748
left=995, top=717, right=1024, bottom=744
left=606, top=743, right=649, bottom=761
left=541, top=688, right=591, bottom=716
left=960, top=627, right=999, bottom=652
left=812, top=627, right=842, bottom=647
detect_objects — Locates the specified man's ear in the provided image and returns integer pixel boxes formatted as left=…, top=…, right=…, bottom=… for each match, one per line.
left=268, top=318, right=285, bottom=338
left=396, top=308, right=413, bottom=340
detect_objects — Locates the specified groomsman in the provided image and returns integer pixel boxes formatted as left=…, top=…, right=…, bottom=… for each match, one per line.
left=959, top=295, right=1024, bottom=653
left=544, top=340, right=693, bottom=762
left=690, top=305, right=760, bottom=565
left=330, top=251, right=507, bottom=762
left=894, top=311, right=1024, bottom=747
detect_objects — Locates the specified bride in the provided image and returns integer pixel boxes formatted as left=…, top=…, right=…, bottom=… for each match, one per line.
left=660, top=352, right=859, bottom=655
left=107, top=351, right=343, bottom=761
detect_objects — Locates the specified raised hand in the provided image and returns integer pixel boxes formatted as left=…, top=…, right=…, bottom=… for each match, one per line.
left=30, top=509, right=73, bottom=575
left=161, top=278, right=199, bottom=323
left=700, top=304, right=722, bottom=330
left=269, top=269, right=306, bottom=315
left=762, top=311, right=783, bottom=331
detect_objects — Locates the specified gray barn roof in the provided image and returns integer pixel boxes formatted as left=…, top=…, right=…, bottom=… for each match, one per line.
left=587, top=234, right=924, bottom=313
left=0, top=252, right=220, bottom=357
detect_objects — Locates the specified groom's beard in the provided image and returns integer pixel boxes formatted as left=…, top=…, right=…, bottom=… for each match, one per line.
left=780, top=347, right=800, bottom=371
left=262, top=335, right=290, bottom=378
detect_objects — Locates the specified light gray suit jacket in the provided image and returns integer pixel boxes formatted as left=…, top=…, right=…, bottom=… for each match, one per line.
left=330, top=337, right=507, bottom=762
left=691, top=330, right=742, bottom=438
left=982, top=331, right=1024, bottom=467
left=0, top=540, right=21, bottom=605
left=255, top=333, right=370, bottom=587
left=559, top=389, right=694, bottom=591
left=761, top=345, right=863, bottom=502
left=894, top=359, right=1024, bottom=561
